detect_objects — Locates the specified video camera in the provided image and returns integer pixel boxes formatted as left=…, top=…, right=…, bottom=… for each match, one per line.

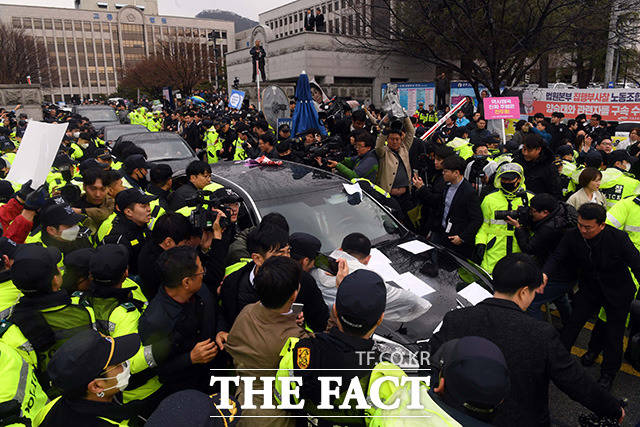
left=184, top=190, right=234, bottom=231
left=303, top=135, right=344, bottom=167
left=494, top=189, right=530, bottom=223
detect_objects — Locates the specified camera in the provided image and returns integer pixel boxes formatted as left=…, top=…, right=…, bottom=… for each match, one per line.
left=185, top=190, right=232, bottom=231
left=494, top=189, right=530, bottom=222
left=303, top=135, right=344, bottom=167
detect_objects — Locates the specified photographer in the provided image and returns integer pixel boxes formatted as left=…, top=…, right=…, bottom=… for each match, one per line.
left=475, top=162, right=534, bottom=274
left=507, top=193, right=577, bottom=322
left=326, top=131, right=378, bottom=182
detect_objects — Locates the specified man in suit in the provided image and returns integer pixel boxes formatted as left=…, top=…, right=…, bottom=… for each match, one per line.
left=304, top=9, right=315, bottom=31
left=314, top=8, right=326, bottom=31
left=544, top=202, right=640, bottom=390
left=430, top=253, right=625, bottom=427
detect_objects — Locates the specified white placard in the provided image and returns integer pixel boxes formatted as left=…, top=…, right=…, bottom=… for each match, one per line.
left=6, top=121, right=68, bottom=187
left=458, top=282, right=493, bottom=306
left=342, top=182, right=363, bottom=197
left=397, top=240, right=434, bottom=254
left=396, top=272, right=436, bottom=297
left=368, top=261, right=401, bottom=283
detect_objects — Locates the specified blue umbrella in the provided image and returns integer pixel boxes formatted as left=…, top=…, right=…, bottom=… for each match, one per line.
left=189, top=95, right=207, bottom=105
left=291, top=72, right=327, bottom=136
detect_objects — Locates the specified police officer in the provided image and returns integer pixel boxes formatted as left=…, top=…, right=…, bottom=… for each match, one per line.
left=36, top=330, right=142, bottom=426
left=415, top=101, right=428, bottom=127
left=0, top=340, right=48, bottom=426
left=61, top=248, right=94, bottom=293
left=0, top=237, right=19, bottom=320
left=5, top=245, right=95, bottom=378
left=600, top=150, right=640, bottom=209
left=103, top=189, right=157, bottom=276
left=474, top=163, right=535, bottom=274
left=285, top=269, right=385, bottom=422
left=121, top=154, right=153, bottom=192
left=26, top=203, right=92, bottom=256
left=203, top=119, right=221, bottom=164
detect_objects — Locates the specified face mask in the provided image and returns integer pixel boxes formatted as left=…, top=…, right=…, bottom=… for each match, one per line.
left=623, top=162, right=631, bottom=172
left=99, top=361, right=131, bottom=393
left=73, top=132, right=80, bottom=138
left=501, top=181, right=517, bottom=192
left=60, top=224, right=80, bottom=241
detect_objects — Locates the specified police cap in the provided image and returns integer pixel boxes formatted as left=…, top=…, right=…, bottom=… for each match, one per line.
left=90, top=244, right=129, bottom=285
left=146, top=389, right=241, bottom=427
left=335, top=270, right=386, bottom=333
left=48, top=330, right=139, bottom=393
left=289, top=232, right=321, bottom=260
left=10, top=244, right=61, bottom=294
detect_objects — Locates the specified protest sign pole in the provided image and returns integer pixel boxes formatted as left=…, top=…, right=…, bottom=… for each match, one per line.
left=257, top=63, right=262, bottom=111
left=501, top=118, right=506, bottom=145
left=420, top=97, right=468, bottom=141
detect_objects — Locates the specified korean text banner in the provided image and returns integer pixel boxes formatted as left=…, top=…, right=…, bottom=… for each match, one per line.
left=381, top=83, right=435, bottom=114
left=6, top=121, right=68, bottom=187
left=522, top=88, right=640, bottom=121
left=483, top=97, right=521, bottom=120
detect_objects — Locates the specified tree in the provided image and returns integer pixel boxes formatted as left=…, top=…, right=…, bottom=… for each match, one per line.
left=0, top=22, right=57, bottom=87
left=120, top=34, right=214, bottom=96
left=349, top=0, right=640, bottom=98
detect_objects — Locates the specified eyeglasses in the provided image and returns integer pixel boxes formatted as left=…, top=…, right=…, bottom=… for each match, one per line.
left=191, top=267, right=207, bottom=277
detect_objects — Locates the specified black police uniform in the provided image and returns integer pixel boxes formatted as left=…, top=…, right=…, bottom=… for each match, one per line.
left=102, top=214, right=149, bottom=275
left=293, top=327, right=378, bottom=421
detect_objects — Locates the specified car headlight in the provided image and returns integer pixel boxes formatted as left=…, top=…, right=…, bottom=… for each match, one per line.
left=372, top=334, right=422, bottom=371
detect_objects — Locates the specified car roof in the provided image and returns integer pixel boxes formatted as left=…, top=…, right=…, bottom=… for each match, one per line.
left=127, top=132, right=187, bottom=143
left=210, top=160, right=346, bottom=203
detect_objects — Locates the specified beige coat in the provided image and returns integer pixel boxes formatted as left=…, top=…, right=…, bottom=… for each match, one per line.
left=226, top=302, right=311, bottom=427
left=375, top=117, right=415, bottom=192
left=566, top=188, right=606, bottom=211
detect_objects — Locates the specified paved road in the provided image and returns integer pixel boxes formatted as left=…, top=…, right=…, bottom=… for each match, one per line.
left=547, top=315, right=639, bottom=426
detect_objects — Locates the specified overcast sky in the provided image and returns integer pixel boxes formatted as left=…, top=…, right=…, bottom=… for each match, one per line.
left=0, top=0, right=286, bottom=21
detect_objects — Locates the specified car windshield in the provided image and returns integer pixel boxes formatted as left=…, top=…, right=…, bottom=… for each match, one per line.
left=135, top=138, right=193, bottom=162
left=256, top=186, right=402, bottom=251
left=80, top=109, right=118, bottom=122
left=105, top=126, right=147, bottom=141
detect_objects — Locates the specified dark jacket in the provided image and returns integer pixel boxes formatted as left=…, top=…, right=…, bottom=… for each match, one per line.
left=39, top=397, right=141, bottom=427
left=168, top=182, right=198, bottom=212
left=469, top=128, right=491, bottom=146
left=219, top=261, right=329, bottom=333
left=102, top=215, right=149, bottom=275
left=513, top=202, right=576, bottom=267
left=293, top=327, right=375, bottom=419
left=548, top=122, right=569, bottom=151
left=314, top=13, right=325, bottom=31
left=420, top=178, right=482, bottom=257
left=429, top=298, right=622, bottom=426
left=146, top=184, right=170, bottom=211
left=513, top=147, right=562, bottom=198
left=183, top=121, right=202, bottom=151
left=138, top=285, right=223, bottom=394
left=544, top=224, right=640, bottom=308
left=249, top=45, right=266, bottom=63
left=428, top=391, right=492, bottom=427
left=137, top=241, right=164, bottom=300
left=303, top=12, right=315, bottom=31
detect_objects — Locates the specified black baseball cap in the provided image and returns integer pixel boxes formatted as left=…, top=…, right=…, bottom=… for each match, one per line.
left=10, top=244, right=62, bottom=294
left=433, top=336, right=510, bottom=415
left=123, top=154, right=153, bottom=174
left=608, top=149, right=637, bottom=166
left=210, top=188, right=242, bottom=204
left=146, top=390, right=241, bottom=427
left=78, top=158, right=108, bottom=175
left=52, top=153, right=76, bottom=169
left=115, top=188, right=157, bottom=212
left=0, top=180, right=14, bottom=201
left=90, top=244, right=129, bottom=285
left=0, top=237, right=18, bottom=259
left=278, top=123, right=291, bottom=133
left=335, top=270, right=386, bottom=333
left=40, top=203, right=84, bottom=227
left=62, top=248, right=95, bottom=290
left=48, top=330, right=140, bottom=393
left=289, top=232, right=321, bottom=260
left=555, top=145, right=573, bottom=157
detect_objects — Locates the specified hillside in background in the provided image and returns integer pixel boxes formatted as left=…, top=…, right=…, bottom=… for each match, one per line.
left=196, top=9, right=258, bottom=32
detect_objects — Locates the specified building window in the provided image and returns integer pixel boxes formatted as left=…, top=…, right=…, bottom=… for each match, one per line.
left=45, top=20, right=53, bottom=29
left=335, top=1, right=339, bottom=10
left=34, top=19, right=43, bottom=30
left=341, top=0, right=346, bottom=8
left=221, top=31, right=227, bottom=39
left=54, top=19, right=63, bottom=30
left=299, top=12, right=303, bottom=21
left=97, top=2, right=108, bottom=8
left=334, top=18, right=339, bottom=33
left=355, top=18, right=360, bottom=35
left=328, top=20, right=333, bottom=33
left=279, top=19, right=283, bottom=26
left=341, top=17, right=346, bottom=33
left=270, top=22, right=274, bottom=29
left=12, top=17, right=22, bottom=29
left=294, top=14, right=298, bottom=22
left=328, top=3, right=333, bottom=12
left=322, top=5, right=326, bottom=13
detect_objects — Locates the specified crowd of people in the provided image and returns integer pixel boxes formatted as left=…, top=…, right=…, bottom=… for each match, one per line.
left=0, top=89, right=637, bottom=426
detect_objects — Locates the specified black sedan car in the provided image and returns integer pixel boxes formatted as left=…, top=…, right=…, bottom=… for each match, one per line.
left=72, top=105, right=120, bottom=129
left=210, top=160, right=493, bottom=369
left=102, top=124, right=149, bottom=145
left=124, top=132, right=197, bottom=180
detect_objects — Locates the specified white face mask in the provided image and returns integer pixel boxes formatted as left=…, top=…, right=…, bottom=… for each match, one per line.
left=60, top=224, right=80, bottom=241
left=624, top=161, right=632, bottom=172
left=73, top=132, right=80, bottom=138
left=98, top=361, right=131, bottom=393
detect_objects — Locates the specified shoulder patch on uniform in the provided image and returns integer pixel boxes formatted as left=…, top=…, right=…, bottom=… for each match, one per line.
left=120, top=302, right=137, bottom=312
left=296, top=347, right=310, bottom=369
left=0, top=320, right=12, bottom=337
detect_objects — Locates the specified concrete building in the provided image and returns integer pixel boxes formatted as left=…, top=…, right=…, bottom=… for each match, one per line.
left=0, top=0, right=234, bottom=102
left=226, top=0, right=433, bottom=106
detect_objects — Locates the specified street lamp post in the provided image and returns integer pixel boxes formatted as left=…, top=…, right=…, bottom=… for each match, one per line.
left=207, top=31, right=220, bottom=90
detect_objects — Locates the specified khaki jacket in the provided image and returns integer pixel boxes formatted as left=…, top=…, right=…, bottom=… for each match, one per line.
left=226, top=302, right=311, bottom=427
left=375, top=117, right=415, bottom=192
